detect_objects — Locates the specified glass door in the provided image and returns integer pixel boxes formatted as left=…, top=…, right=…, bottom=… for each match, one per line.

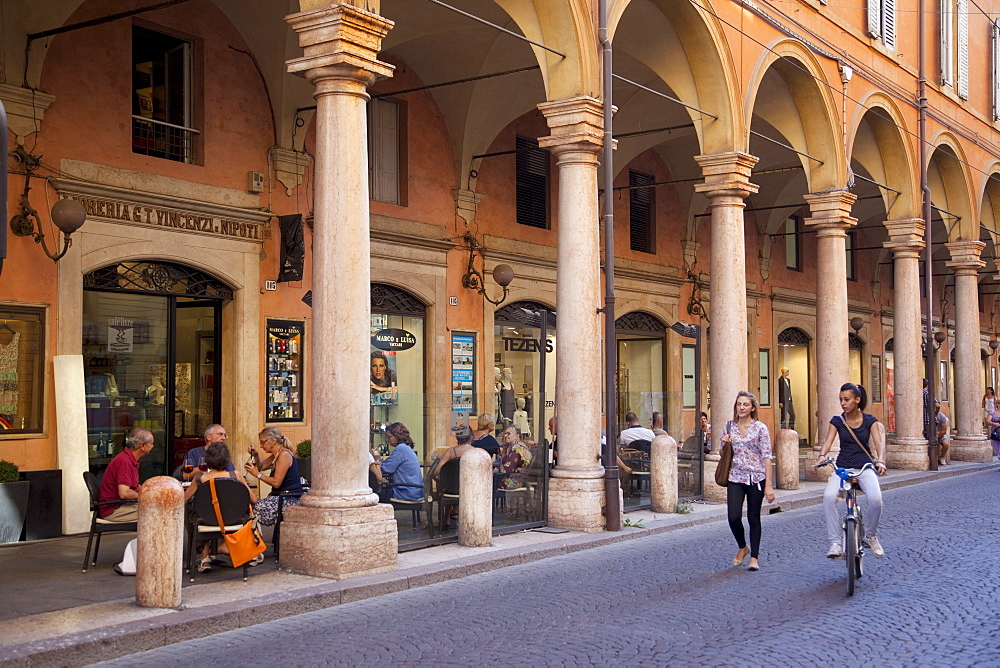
left=172, top=300, right=221, bottom=473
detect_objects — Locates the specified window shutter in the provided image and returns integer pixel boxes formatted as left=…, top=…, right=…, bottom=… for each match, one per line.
left=941, top=0, right=954, bottom=86
left=882, top=0, right=896, bottom=50
left=993, top=23, right=1000, bottom=120
left=628, top=171, right=655, bottom=254
left=957, top=0, right=969, bottom=99
left=375, top=99, right=399, bottom=204
left=516, top=136, right=549, bottom=229
left=868, top=0, right=881, bottom=38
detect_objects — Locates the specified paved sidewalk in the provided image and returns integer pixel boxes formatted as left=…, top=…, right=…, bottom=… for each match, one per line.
left=0, top=461, right=995, bottom=666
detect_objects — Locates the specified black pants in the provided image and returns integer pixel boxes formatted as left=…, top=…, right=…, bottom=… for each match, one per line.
left=727, top=481, right=765, bottom=558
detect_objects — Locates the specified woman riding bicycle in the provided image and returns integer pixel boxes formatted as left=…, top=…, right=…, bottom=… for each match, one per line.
left=816, top=383, right=886, bottom=559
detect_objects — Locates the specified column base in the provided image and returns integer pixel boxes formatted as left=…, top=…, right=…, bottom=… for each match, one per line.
left=804, top=446, right=837, bottom=481
left=886, top=437, right=930, bottom=471
left=547, top=475, right=605, bottom=532
left=702, top=456, right=726, bottom=503
left=950, top=436, right=994, bottom=462
left=278, top=502, right=397, bottom=580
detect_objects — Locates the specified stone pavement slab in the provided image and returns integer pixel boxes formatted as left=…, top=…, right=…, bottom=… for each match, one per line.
left=0, top=461, right=994, bottom=666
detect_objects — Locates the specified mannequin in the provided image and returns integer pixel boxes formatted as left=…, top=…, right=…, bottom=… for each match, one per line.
left=499, top=367, right=516, bottom=419
left=147, top=375, right=166, bottom=406
left=513, top=397, right=530, bottom=438
left=778, top=367, right=795, bottom=430
left=494, top=367, right=502, bottom=419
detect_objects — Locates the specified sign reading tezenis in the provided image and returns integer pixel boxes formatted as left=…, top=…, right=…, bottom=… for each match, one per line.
left=66, top=195, right=271, bottom=241
left=371, top=328, right=416, bottom=351
left=502, top=337, right=553, bottom=353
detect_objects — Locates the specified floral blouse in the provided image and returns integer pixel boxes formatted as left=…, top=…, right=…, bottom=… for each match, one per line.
left=725, top=419, right=773, bottom=485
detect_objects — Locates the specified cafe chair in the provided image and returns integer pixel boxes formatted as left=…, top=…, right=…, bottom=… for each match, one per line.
left=272, top=489, right=306, bottom=565
left=82, top=471, right=137, bottom=573
left=435, top=459, right=461, bottom=532
left=188, top=478, right=255, bottom=582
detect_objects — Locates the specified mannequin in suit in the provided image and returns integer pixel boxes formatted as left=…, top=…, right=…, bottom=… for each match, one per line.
left=778, top=367, right=795, bottom=430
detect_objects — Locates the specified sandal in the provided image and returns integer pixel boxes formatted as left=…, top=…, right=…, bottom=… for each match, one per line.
left=197, top=557, right=212, bottom=573
left=248, top=554, right=265, bottom=567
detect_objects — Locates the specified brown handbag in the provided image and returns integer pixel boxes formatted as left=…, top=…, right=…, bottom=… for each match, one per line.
left=714, top=421, right=734, bottom=487
left=208, top=478, right=267, bottom=568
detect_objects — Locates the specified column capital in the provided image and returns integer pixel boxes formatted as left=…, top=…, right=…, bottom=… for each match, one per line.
left=693, top=151, right=759, bottom=199
left=882, top=218, right=926, bottom=257
left=537, top=96, right=605, bottom=155
left=803, top=190, right=857, bottom=236
left=286, top=3, right=394, bottom=84
left=945, top=240, right=986, bottom=274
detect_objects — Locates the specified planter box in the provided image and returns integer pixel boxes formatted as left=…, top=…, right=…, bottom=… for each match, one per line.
left=20, top=469, right=62, bottom=540
left=0, top=480, right=30, bottom=543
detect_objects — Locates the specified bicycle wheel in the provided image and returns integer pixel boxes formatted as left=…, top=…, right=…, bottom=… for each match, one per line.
left=856, top=516, right=865, bottom=579
left=845, top=517, right=858, bottom=596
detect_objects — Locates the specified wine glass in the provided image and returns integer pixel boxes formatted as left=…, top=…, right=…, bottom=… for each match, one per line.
left=182, top=456, right=194, bottom=475
left=198, top=456, right=208, bottom=472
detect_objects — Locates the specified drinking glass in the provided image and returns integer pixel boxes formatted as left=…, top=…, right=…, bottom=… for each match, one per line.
left=198, top=456, right=208, bottom=472
left=183, top=456, right=194, bottom=475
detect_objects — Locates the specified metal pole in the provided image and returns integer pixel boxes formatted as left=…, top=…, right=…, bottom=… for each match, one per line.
left=694, top=326, right=703, bottom=496
left=0, top=100, right=7, bottom=278
left=538, top=310, right=550, bottom=518
left=919, top=0, right=939, bottom=469
left=599, top=0, right=621, bottom=531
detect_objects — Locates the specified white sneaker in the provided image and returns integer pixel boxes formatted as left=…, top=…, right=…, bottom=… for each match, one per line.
left=867, top=535, right=885, bottom=558
left=826, top=541, right=844, bottom=559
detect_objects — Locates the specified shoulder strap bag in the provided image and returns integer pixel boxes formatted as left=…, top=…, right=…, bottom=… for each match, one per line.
left=208, top=477, right=267, bottom=568
left=839, top=416, right=879, bottom=467
left=714, top=420, right=734, bottom=487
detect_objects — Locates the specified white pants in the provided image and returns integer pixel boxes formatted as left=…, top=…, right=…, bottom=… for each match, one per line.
left=823, top=468, right=882, bottom=543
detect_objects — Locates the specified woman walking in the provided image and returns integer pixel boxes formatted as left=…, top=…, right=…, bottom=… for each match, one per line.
left=987, top=406, right=1000, bottom=460
left=721, top=391, right=774, bottom=571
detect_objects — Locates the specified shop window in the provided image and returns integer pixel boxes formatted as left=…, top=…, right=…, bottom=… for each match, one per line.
left=0, top=305, right=45, bottom=435
left=941, top=0, right=969, bottom=99
left=132, top=25, right=198, bottom=163
left=759, top=349, right=770, bottom=405
left=615, top=312, right=666, bottom=431
left=785, top=216, right=801, bottom=271
left=629, top=171, right=655, bottom=254
left=370, top=284, right=426, bottom=461
left=266, top=320, right=304, bottom=423
left=368, top=98, right=401, bottom=205
left=682, top=344, right=696, bottom=408
left=516, top=136, right=549, bottom=229
left=867, top=0, right=896, bottom=51
left=849, top=333, right=864, bottom=385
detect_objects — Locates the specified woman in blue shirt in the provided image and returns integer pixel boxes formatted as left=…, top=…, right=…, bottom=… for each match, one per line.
left=378, top=422, right=423, bottom=503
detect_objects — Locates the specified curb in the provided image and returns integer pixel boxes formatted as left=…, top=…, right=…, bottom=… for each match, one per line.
left=2, top=462, right=996, bottom=666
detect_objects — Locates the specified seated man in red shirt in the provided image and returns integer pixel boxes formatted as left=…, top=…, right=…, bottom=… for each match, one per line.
left=98, top=428, right=155, bottom=522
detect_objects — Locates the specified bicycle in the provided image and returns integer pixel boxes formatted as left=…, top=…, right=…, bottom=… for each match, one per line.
left=815, top=459, right=877, bottom=596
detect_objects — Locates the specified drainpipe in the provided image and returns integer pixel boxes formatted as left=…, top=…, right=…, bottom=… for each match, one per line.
left=599, top=0, right=621, bottom=530
left=0, top=100, right=7, bottom=278
left=919, top=0, right=940, bottom=469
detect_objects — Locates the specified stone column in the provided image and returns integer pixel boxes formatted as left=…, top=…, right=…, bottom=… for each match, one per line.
left=693, top=151, right=759, bottom=452
left=279, top=2, right=398, bottom=579
left=774, top=429, right=799, bottom=489
left=883, top=219, right=929, bottom=470
left=136, top=477, right=184, bottom=608
left=802, top=191, right=857, bottom=480
left=650, top=434, right=678, bottom=513
left=537, top=96, right=605, bottom=532
left=946, top=241, right=993, bottom=461
left=458, top=448, right=492, bottom=547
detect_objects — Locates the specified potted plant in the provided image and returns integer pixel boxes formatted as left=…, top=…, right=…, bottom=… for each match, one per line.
left=0, top=460, right=30, bottom=543
left=296, top=440, right=311, bottom=484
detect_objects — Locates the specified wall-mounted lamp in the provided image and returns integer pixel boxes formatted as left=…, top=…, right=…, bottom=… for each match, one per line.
left=933, top=330, right=947, bottom=351
left=9, top=153, right=86, bottom=262
left=849, top=316, right=864, bottom=333
left=990, top=338, right=999, bottom=357
left=460, top=232, right=513, bottom=306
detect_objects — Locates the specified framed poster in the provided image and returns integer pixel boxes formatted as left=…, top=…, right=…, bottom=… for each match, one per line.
left=871, top=355, right=882, bottom=404
left=451, top=332, right=476, bottom=415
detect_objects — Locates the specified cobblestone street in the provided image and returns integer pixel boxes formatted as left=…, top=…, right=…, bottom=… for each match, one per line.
left=99, top=471, right=1000, bottom=667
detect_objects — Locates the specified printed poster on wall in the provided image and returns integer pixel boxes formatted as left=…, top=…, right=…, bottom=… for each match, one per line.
left=107, top=317, right=134, bottom=353
left=451, top=332, right=475, bottom=414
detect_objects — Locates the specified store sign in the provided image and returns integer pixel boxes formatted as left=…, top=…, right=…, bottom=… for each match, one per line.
left=107, top=317, right=134, bottom=353
left=62, top=195, right=271, bottom=242
left=501, top=336, right=553, bottom=353
left=371, top=328, right=416, bottom=351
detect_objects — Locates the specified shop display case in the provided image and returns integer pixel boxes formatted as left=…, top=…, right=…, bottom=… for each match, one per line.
left=266, top=319, right=304, bottom=423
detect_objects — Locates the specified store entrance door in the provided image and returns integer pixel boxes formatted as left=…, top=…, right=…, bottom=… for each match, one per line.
left=82, top=261, right=230, bottom=481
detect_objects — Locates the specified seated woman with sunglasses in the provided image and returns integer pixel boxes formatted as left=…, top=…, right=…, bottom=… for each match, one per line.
left=245, top=426, right=305, bottom=526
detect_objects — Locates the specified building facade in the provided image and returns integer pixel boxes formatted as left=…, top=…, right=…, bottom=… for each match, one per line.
left=2, top=0, right=999, bottom=573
